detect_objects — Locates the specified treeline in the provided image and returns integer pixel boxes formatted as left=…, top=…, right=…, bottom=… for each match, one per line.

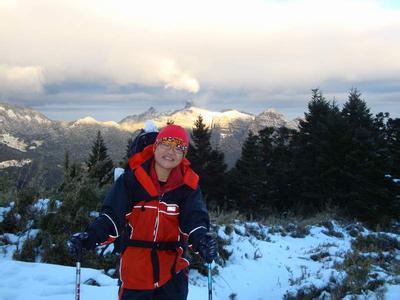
left=193, top=88, right=400, bottom=227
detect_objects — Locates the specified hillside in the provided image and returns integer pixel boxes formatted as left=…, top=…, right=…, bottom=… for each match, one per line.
left=0, top=199, right=399, bottom=299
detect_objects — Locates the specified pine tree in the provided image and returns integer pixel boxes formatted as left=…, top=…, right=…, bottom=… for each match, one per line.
left=64, top=151, right=70, bottom=174
left=204, top=148, right=227, bottom=209
left=341, top=89, right=394, bottom=225
left=261, top=126, right=297, bottom=213
left=293, top=89, right=345, bottom=213
left=257, top=126, right=274, bottom=213
left=118, top=136, right=133, bottom=167
left=188, top=115, right=227, bottom=208
left=188, top=115, right=212, bottom=178
left=87, top=131, right=114, bottom=186
left=228, top=131, right=262, bottom=217
left=386, top=117, right=400, bottom=178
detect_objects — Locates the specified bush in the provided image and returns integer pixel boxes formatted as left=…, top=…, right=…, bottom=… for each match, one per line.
left=352, top=234, right=400, bottom=253
left=13, top=236, right=41, bottom=262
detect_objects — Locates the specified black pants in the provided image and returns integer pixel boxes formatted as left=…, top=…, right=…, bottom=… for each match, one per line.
left=119, top=271, right=189, bottom=300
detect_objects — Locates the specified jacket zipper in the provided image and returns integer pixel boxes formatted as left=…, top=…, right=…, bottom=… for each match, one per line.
left=153, top=193, right=164, bottom=241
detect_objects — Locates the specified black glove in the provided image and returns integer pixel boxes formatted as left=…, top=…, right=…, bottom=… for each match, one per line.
left=68, top=231, right=97, bottom=257
left=197, top=233, right=218, bottom=264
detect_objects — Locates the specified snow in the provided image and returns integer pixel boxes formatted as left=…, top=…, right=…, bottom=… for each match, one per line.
left=0, top=206, right=11, bottom=222
left=71, top=117, right=120, bottom=128
left=6, top=109, right=17, bottom=119
left=0, top=133, right=28, bottom=152
left=0, top=159, right=32, bottom=169
left=33, top=199, right=61, bottom=214
left=28, top=140, right=44, bottom=150
left=0, top=218, right=399, bottom=299
left=0, top=260, right=117, bottom=300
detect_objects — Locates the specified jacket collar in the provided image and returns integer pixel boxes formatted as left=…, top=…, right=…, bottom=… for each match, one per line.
left=128, top=145, right=199, bottom=196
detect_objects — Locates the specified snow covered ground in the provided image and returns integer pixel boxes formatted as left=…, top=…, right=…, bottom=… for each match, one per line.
left=1, top=217, right=399, bottom=299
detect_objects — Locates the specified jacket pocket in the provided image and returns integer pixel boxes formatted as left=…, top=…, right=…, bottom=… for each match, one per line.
left=128, top=200, right=158, bottom=241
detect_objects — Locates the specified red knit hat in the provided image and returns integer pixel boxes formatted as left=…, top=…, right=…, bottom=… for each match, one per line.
left=155, top=124, right=190, bottom=148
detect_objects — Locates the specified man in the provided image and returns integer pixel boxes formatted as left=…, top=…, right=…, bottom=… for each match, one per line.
left=70, top=124, right=217, bottom=300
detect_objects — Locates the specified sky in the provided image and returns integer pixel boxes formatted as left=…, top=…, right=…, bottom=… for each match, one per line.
left=0, top=0, right=399, bottom=121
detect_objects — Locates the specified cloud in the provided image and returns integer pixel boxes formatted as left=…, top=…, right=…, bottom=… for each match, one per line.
left=159, top=59, right=200, bottom=93
left=0, top=65, right=45, bottom=95
left=0, top=0, right=399, bottom=105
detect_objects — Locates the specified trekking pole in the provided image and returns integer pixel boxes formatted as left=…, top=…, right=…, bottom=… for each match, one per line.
left=75, top=243, right=82, bottom=300
left=208, top=262, right=212, bottom=300
left=72, top=232, right=88, bottom=300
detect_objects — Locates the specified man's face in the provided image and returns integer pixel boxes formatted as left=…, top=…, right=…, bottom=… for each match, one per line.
left=154, top=140, right=185, bottom=171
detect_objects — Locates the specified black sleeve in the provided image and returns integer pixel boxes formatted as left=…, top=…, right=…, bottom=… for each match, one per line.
left=179, top=186, right=210, bottom=251
left=87, top=169, right=135, bottom=244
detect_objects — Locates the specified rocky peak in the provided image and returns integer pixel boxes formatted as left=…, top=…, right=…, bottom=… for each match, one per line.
left=119, top=107, right=159, bottom=124
left=184, top=100, right=194, bottom=109
left=0, top=102, right=52, bottom=125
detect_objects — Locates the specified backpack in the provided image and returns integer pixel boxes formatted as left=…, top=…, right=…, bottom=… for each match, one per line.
left=105, top=123, right=159, bottom=256
left=127, top=129, right=159, bottom=159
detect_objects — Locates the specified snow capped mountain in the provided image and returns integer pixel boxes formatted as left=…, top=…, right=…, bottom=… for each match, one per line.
left=249, top=108, right=296, bottom=133
left=0, top=103, right=51, bottom=127
left=119, top=104, right=257, bottom=132
left=0, top=102, right=299, bottom=180
left=120, top=106, right=158, bottom=123
left=71, top=116, right=120, bottom=128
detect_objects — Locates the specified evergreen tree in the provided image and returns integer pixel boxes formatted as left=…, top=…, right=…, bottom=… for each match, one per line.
left=188, top=115, right=227, bottom=208
left=188, top=115, right=212, bottom=178
left=118, top=136, right=133, bottom=167
left=386, top=117, right=400, bottom=178
left=257, top=126, right=274, bottom=213
left=87, top=131, right=114, bottom=186
left=204, top=148, right=227, bottom=209
left=293, top=89, right=346, bottom=213
left=228, top=131, right=262, bottom=217
left=261, top=126, right=297, bottom=213
left=64, top=151, right=70, bottom=175
left=341, top=89, right=394, bottom=225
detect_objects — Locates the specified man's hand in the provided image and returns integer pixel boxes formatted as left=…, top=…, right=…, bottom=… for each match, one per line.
left=197, top=233, right=218, bottom=264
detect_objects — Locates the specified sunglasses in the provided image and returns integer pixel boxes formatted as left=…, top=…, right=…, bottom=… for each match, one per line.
left=156, top=138, right=188, bottom=155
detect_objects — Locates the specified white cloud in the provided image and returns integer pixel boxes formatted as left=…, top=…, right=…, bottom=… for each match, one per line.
left=0, top=65, right=45, bottom=94
left=0, top=0, right=399, bottom=97
left=159, top=59, right=199, bottom=93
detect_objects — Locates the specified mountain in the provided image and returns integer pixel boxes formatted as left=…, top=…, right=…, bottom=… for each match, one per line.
left=119, top=107, right=159, bottom=130
left=0, top=102, right=299, bottom=186
left=0, top=103, right=132, bottom=187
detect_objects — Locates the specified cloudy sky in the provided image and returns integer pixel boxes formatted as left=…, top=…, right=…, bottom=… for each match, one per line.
left=0, top=0, right=399, bottom=121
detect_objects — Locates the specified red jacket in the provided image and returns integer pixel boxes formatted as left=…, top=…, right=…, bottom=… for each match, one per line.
left=89, top=145, right=210, bottom=290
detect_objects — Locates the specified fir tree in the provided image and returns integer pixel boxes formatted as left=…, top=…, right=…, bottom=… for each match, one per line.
left=257, top=126, right=274, bottom=212
left=118, top=136, right=133, bottom=167
left=87, top=131, right=114, bottom=186
left=228, top=131, right=262, bottom=217
left=261, top=126, right=297, bottom=213
left=386, top=117, right=400, bottom=178
left=293, top=89, right=345, bottom=213
left=64, top=151, right=70, bottom=174
left=204, top=148, right=227, bottom=209
left=188, top=115, right=212, bottom=178
left=188, top=115, right=227, bottom=208
left=341, top=89, right=394, bottom=225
